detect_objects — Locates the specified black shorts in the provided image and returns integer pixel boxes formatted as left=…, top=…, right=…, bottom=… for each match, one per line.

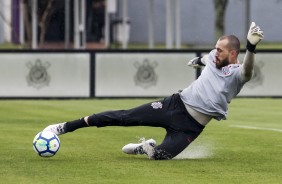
left=89, top=93, right=205, bottom=159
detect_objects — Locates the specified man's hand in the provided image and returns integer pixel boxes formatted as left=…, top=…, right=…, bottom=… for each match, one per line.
left=187, top=56, right=206, bottom=68
left=246, top=22, right=264, bottom=52
left=247, top=22, right=264, bottom=45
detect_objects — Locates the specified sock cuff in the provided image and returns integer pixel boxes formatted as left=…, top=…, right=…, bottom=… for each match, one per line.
left=65, top=118, right=88, bottom=132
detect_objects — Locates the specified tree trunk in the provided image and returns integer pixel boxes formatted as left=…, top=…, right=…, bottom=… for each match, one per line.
left=23, top=0, right=31, bottom=48
left=213, top=0, right=228, bottom=41
left=39, top=0, right=55, bottom=48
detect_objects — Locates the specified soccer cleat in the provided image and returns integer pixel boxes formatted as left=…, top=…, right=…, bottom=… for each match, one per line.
left=122, top=138, right=156, bottom=155
left=43, top=122, right=66, bottom=136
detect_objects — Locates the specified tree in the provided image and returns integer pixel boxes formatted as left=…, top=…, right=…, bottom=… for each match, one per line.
left=213, top=0, right=228, bottom=40
left=23, top=0, right=56, bottom=48
left=38, top=0, right=55, bottom=47
left=23, top=0, right=31, bottom=47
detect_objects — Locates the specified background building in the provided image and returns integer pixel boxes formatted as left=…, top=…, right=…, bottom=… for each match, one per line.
left=0, top=0, right=281, bottom=47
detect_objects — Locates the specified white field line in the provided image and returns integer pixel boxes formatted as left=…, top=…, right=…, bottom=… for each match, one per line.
left=230, top=125, right=282, bottom=133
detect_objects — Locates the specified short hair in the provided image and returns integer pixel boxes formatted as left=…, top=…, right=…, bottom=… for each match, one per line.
left=219, top=35, right=240, bottom=54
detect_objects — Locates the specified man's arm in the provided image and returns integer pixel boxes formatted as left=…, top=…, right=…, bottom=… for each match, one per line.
left=241, top=22, right=264, bottom=81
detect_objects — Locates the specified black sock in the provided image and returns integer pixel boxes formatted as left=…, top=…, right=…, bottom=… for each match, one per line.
left=65, top=118, right=88, bottom=133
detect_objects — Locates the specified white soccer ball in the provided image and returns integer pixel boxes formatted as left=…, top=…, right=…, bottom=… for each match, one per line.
left=33, top=131, right=60, bottom=157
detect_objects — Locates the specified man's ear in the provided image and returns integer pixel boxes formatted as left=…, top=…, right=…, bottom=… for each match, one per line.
left=230, top=50, right=238, bottom=58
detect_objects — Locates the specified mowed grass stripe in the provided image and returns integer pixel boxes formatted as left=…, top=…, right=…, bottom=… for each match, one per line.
left=0, top=98, right=281, bottom=184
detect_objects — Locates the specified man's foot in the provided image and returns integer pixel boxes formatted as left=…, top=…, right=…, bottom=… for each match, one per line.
left=43, top=122, right=66, bottom=136
left=122, top=138, right=156, bottom=155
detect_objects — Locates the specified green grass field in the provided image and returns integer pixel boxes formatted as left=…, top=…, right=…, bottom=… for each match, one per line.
left=0, top=98, right=282, bottom=184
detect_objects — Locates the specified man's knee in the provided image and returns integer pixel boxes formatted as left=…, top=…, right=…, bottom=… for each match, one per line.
left=85, top=114, right=100, bottom=127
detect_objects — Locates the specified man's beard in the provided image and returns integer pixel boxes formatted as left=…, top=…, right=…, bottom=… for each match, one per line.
left=216, top=58, right=229, bottom=69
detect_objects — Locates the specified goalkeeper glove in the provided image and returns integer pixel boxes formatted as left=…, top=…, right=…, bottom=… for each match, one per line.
left=247, top=22, right=264, bottom=53
left=187, top=56, right=206, bottom=68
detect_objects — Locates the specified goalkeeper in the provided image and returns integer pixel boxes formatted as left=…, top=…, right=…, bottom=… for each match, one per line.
left=43, top=22, right=264, bottom=160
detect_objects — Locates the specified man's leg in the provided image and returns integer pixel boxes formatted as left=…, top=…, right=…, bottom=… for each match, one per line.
left=121, top=96, right=205, bottom=160
left=123, top=128, right=197, bottom=160
left=43, top=96, right=172, bottom=135
left=152, top=129, right=195, bottom=160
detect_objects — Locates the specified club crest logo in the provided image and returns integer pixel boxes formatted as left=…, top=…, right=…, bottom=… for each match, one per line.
left=221, top=64, right=239, bottom=76
left=134, top=59, right=158, bottom=89
left=151, top=102, right=163, bottom=109
left=221, top=65, right=232, bottom=75
left=26, top=59, right=51, bottom=89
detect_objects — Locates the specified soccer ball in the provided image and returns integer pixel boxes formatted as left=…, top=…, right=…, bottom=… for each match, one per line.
left=33, top=131, right=60, bottom=157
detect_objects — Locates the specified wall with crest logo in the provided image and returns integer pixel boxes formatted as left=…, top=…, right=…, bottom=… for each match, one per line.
left=237, top=52, right=282, bottom=97
left=95, top=52, right=196, bottom=97
left=0, top=52, right=90, bottom=98
left=0, top=50, right=281, bottom=98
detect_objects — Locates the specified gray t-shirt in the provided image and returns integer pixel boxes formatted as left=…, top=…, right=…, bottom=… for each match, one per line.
left=180, top=49, right=247, bottom=120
